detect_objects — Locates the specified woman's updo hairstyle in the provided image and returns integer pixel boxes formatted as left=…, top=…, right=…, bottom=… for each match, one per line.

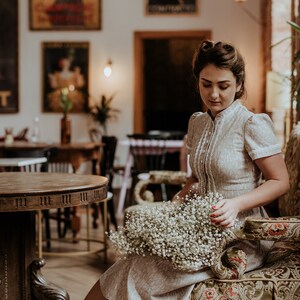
left=192, top=40, right=246, bottom=100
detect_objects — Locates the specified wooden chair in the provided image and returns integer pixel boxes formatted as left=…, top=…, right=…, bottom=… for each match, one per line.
left=89, top=129, right=118, bottom=230
left=47, top=162, right=78, bottom=240
left=127, top=133, right=169, bottom=204
left=132, top=125, right=300, bottom=300
left=93, top=135, right=118, bottom=230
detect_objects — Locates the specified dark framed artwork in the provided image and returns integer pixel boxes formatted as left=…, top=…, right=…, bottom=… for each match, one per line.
left=42, top=42, right=89, bottom=113
left=145, top=0, right=198, bottom=15
left=0, top=0, right=18, bottom=113
left=29, top=0, right=101, bottom=30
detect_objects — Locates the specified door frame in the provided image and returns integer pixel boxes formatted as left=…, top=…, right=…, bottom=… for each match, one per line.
left=134, top=30, right=211, bottom=133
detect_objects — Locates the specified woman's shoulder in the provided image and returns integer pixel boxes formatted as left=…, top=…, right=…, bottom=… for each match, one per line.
left=188, top=111, right=205, bottom=123
left=238, top=104, right=273, bottom=127
left=245, top=112, right=274, bottom=129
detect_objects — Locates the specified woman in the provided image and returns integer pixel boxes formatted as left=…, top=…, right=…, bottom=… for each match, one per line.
left=85, top=40, right=289, bottom=300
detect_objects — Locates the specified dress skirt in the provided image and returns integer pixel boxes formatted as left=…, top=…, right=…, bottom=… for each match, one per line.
left=99, top=236, right=271, bottom=300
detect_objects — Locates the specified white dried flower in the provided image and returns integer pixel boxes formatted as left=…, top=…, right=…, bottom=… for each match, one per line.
left=107, top=192, right=238, bottom=272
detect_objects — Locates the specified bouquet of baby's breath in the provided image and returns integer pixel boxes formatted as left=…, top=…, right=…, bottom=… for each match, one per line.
left=108, top=193, right=237, bottom=272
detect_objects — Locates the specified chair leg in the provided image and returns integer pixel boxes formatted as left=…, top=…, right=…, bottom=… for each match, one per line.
left=108, top=195, right=117, bottom=230
left=161, top=183, right=168, bottom=202
left=70, top=207, right=81, bottom=242
left=91, top=203, right=100, bottom=229
left=98, top=196, right=117, bottom=230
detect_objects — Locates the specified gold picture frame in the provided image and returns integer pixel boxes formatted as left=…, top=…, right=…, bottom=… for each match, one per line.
left=29, top=0, right=101, bottom=30
left=0, top=0, right=18, bottom=113
left=145, top=0, right=199, bottom=15
left=42, top=41, right=89, bottom=113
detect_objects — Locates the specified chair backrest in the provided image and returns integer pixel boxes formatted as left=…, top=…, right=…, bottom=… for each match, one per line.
left=47, top=162, right=74, bottom=173
left=147, top=130, right=186, bottom=140
left=279, top=123, right=300, bottom=216
left=2, top=147, right=51, bottom=172
left=127, top=134, right=168, bottom=173
left=100, top=135, right=118, bottom=178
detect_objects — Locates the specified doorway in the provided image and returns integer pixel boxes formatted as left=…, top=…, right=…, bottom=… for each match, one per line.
left=134, top=30, right=211, bottom=133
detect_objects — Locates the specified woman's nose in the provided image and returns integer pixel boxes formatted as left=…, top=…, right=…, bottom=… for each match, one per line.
left=210, top=87, right=219, bottom=99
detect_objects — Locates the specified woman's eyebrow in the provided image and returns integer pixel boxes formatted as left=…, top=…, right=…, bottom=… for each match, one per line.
left=200, top=78, right=232, bottom=83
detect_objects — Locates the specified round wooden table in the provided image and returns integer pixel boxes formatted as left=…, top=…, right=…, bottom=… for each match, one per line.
left=0, top=172, right=108, bottom=300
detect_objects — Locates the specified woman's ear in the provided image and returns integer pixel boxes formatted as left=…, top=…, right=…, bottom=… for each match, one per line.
left=236, top=83, right=242, bottom=93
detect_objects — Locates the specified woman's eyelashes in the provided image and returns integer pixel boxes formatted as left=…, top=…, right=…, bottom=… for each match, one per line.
left=201, top=83, right=230, bottom=90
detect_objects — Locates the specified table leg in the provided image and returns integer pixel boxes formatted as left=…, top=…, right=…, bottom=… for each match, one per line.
left=0, top=212, right=69, bottom=300
left=31, top=258, right=69, bottom=300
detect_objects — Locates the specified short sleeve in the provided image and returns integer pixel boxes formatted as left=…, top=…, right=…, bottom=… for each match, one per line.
left=186, top=112, right=202, bottom=154
left=245, top=113, right=281, bottom=160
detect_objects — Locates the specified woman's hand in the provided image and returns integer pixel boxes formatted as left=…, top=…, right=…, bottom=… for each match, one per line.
left=210, top=198, right=240, bottom=228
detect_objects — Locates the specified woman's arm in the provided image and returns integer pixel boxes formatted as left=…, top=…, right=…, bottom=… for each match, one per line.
left=172, top=173, right=198, bottom=202
left=211, top=153, right=289, bottom=228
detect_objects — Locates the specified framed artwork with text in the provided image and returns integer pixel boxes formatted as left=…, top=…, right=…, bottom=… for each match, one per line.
left=29, top=0, right=101, bottom=30
left=42, top=42, right=89, bottom=113
left=145, top=0, right=198, bottom=15
left=0, top=0, right=18, bottom=113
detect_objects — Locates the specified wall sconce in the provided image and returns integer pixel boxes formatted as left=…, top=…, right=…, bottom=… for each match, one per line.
left=103, top=59, right=113, bottom=78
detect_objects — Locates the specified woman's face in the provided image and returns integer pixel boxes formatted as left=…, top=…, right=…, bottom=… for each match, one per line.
left=199, top=64, right=241, bottom=118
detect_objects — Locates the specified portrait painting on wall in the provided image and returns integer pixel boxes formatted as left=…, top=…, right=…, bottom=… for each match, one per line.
left=30, top=0, right=101, bottom=30
left=145, top=0, right=198, bottom=15
left=42, top=41, right=89, bottom=113
left=0, top=0, right=18, bottom=113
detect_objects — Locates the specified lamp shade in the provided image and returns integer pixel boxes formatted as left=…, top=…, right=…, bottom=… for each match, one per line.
left=266, top=71, right=290, bottom=111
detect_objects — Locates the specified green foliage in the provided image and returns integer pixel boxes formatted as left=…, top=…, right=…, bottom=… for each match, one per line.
left=60, top=87, right=73, bottom=114
left=89, top=94, right=120, bottom=134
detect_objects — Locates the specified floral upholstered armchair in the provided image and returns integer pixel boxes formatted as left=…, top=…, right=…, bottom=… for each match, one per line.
left=133, top=123, right=300, bottom=300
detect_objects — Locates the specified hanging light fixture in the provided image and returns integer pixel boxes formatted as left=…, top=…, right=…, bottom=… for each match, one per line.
left=103, top=59, right=113, bottom=77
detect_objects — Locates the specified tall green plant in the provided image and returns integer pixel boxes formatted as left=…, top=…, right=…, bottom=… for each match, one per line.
left=89, top=94, right=120, bottom=135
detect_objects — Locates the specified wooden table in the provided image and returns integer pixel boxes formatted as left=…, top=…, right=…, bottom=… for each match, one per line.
left=0, top=172, right=108, bottom=300
left=0, top=141, right=103, bottom=174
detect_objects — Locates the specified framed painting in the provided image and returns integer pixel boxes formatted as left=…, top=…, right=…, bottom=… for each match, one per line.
left=0, top=0, right=18, bottom=113
left=29, top=0, right=101, bottom=30
left=145, top=0, right=198, bottom=15
left=42, top=41, right=89, bottom=113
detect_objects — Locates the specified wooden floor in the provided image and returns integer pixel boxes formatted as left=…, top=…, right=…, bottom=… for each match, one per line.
left=41, top=205, right=119, bottom=300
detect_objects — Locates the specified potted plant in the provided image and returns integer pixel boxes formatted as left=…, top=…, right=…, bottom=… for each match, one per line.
left=60, top=87, right=73, bottom=144
left=89, top=94, right=120, bottom=135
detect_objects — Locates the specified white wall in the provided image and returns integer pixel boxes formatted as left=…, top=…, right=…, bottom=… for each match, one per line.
left=1, top=0, right=262, bottom=165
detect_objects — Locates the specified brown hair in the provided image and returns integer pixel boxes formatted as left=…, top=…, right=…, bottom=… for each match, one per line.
left=192, top=40, right=246, bottom=99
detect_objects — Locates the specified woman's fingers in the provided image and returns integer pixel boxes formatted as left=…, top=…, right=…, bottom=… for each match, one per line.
left=210, top=200, right=237, bottom=228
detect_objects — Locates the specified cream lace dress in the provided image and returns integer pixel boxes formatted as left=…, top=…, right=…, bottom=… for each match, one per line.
left=99, top=100, right=281, bottom=300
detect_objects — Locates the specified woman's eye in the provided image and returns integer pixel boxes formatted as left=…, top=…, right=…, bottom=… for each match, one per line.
left=202, top=83, right=211, bottom=88
left=219, top=85, right=229, bottom=90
